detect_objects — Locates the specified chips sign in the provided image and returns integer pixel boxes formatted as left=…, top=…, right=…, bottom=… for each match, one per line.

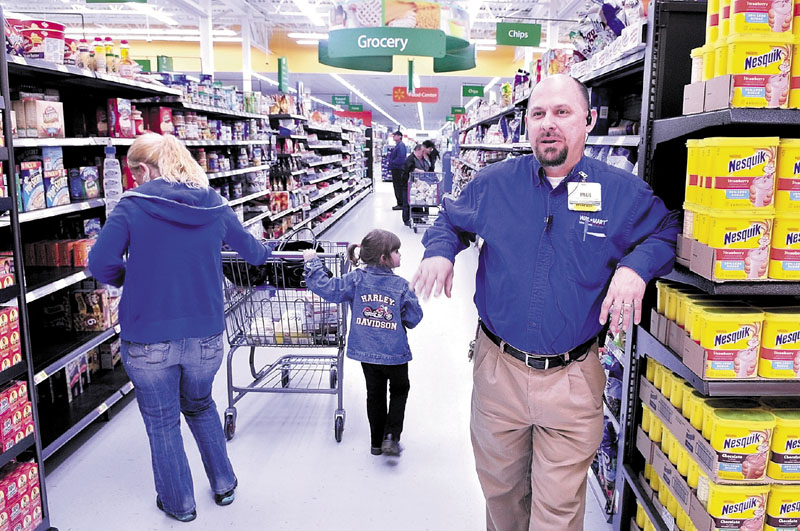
left=462, top=85, right=484, bottom=97
left=332, top=95, right=349, bottom=106
left=451, top=106, right=465, bottom=115
left=392, top=87, right=439, bottom=103
left=446, top=115, right=455, bottom=122
left=495, top=23, right=542, bottom=47
left=348, top=104, right=363, bottom=111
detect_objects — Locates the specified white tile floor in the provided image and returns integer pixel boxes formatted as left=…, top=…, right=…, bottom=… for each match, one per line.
left=45, top=180, right=613, bottom=531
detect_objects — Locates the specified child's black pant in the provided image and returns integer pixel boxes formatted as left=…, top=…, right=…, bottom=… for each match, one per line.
left=361, top=362, right=410, bottom=448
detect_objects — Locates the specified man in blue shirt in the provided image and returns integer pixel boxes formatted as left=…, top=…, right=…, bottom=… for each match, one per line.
left=411, top=75, right=679, bottom=530
left=387, top=131, right=408, bottom=210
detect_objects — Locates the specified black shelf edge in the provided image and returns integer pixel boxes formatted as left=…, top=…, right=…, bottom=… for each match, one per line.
left=269, top=114, right=308, bottom=121
left=622, top=464, right=670, bottom=531
left=0, top=434, right=35, bottom=470
left=588, top=467, right=613, bottom=520
left=652, top=108, right=800, bottom=145
left=25, top=267, right=91, bottom=303
left=0, top=284, right=19, bottom=304
left=41, top=364, right=131, bottom=460
left=637, top=325, right=800, bottom=396
left=0, top=362, right=27, bottom=389
left=664, top=265, right=800, bottom=295
left=0, top=197, right=11, bottom=213
left=460, top=104, right=524, bottom=133
left=32, top=325, right=120, bottom=385
left=0, top=146, right=7, bottom=161
left=578, top=48, right=646, bottom=86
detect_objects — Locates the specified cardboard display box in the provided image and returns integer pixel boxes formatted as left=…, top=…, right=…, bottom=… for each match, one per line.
left=676, top=234, right=693, bottom=266
left=683, top=82, right=706, bottom=115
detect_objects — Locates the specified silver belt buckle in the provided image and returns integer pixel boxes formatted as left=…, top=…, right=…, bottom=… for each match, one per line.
left=525, top=353, right=542, bottom=369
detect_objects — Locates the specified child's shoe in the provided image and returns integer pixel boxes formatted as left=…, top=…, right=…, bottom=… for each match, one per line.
left=370, top=446, right=382, bottom=456
left=381, top=434, right=403, bottom=456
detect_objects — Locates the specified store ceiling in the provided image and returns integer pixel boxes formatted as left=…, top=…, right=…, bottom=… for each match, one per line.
left=3, top=0, right=578, bottom=131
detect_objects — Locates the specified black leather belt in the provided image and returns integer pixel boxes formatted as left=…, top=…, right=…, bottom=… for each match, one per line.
left=479, top=322, right=595, bottom=370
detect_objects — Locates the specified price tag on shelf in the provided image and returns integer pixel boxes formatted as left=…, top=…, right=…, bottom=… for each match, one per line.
left=96, top=403, right=109, bottom=415
left=659, top=504, right=675, bottom=531
left=33, top=371, right=47, bottom=385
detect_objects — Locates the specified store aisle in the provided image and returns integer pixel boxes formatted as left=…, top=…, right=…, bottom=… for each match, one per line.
left=46, top=180, right=612, bottom=531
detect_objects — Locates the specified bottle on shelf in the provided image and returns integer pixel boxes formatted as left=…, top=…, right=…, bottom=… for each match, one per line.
left=92, top=37, right=106, bottom=73
left=119, top=40, right=134, bottom=79
left=77, top=39, right=90, bottom=70
left=103, top=146, right=124, bottom=215
left=104, top=37, right=116, bottom=74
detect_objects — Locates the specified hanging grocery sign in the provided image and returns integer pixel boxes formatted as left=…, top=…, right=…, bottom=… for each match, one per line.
left=319, top=1, right=475, bottom=73
left=334, top=109, right=372, bottom=126
left=392, top=87, right=439, bottom=103
left=348, top=104, right=363, bottom=111
left=495, top=23, right=542, bottom=47
left=278, top=57, right=289, bottom=93
left=332, top=95, right=350, bottom=105
left=462, top=85, right=484, bottom=97
left=446, top=115, right=455, bottom=122
left=451, top=106, right=465, bottom=115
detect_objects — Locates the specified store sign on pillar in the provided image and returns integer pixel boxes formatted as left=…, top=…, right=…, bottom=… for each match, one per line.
left=319, top=1, right=475, bottom=73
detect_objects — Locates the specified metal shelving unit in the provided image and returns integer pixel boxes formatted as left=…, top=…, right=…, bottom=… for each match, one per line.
left=0, top=200, right=106, bottom=227
left=663, top=265, right=800, bottom=295
left=651, top=108, right=800, bottom=145
left=586, top=135, right=641, bottom=147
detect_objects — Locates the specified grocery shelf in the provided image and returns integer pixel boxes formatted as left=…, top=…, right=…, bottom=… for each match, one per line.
left=308, top=144, right=344, bottom=151
left=32, top=325, right=121, bottom=385
left=0, top=435, right=35, bottom=471
left=312, top=188, right=371, bottom=236
left=637, top=325, right=800, bottom=396
left=307, top=170, right=343, bottom=184
left=578, top=48, right=647, bottom=85
left=291, top=169, right=308, bottom=176
left=242, top=210, right=272, bottom=228
left=606, top=342, right=628, bottom=369
left=277, top=153, right=302, bottom=158
left=9, top=55, right=183, bottom=97
left=0, top=146, right=7, bottom=161
left=0, top=197, right=11, bottom=213
left=586, top=135, right=640, bottom=147
left=588, top=468, right=612, bottom=520
left=453, top=158, right=482, bottom=172
left=0, top=199, right=106, bottom=227
left=307, top=158, right=342, bottom=167
left=271, top=206, right=300, bottom=221
left=663, top=264, right=800, bottom=295
left=340, top=124, right=360, bottom=132
left=41, top=363, right=132, bottom=460
left=26, top=268, right=91, bottom=303
left=622, top=465, right=670, bottom=531
left=460, top=143, right=531, bottom=152
left=277, top=135, right=307, bottom=141
left=162, top=100, right=266, bottom=120
left=311, top=182, right=343, bottom=202
left=604, top=401, right=622, bottom=435
left=207, top=164, right=270, bottom=180
left=460, top=101, right=527, bottom=133
left=269, top=114, right=307, bottom=121
left=0, top=362, right=27, bottom=389
left=0, top=284, right=18, bottom=304
left=306, top=124, right=342, bottom=134
left=183, top=138, right=271, bottom=147
left=651, top=108, right=800, bottom=145
left=228, top=190, right=269, bottom=207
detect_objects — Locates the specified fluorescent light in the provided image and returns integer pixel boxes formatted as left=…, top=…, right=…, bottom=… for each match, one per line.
left=252, top=73, right=279, bottom=86
left=65, top=28, right=236, bottom=37
left=476, top=45, right=496, bottom=51
left=485, top=76, right=501, bottom=91
left=417, top=102, right=424, bottom=131
left=287, top=32, right=328, bottom=40
left=128, top=4, right=179, bottom=26
left=472, top=38, right=495, bottom=45
left=330, top=73, right=401, bottom=127
left=293, top=0, right=326, bottom=26
left=465, top=96, right=479, bottom=109
left=309, top=96, right=339, bottom=110
left=296, top=40, right=320, bottom=45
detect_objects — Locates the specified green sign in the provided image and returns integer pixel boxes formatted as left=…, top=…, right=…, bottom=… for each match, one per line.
left=451, top=106, right=465, bottom=115
left=278, top=57, right=289, bottom=93
left=446, top=115, right=455, bottom=122
left=332, top=95, right=349, bottom=106
left=348, top=104, right=363, bottom=112
left=157, top=56, right=173, bottom=73
left=327, top=28, right=447, bottom=59
left=135, top=59, right=151, bottom=73
left=462, top=85, right=484, bottom=97
left=496, top=23, right=542, bottom=47
left=408, top=60, right=414, bottom=93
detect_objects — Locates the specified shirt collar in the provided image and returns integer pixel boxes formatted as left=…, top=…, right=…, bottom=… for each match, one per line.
left=364, top=265, right=393, bottom=275
left=532, top=155, right=591, bottom=188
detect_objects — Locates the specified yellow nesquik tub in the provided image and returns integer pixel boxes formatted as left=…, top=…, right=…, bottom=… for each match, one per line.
left=704, top=44, right=717, bottom=81
left=702, top=399, right=763, bottom=440
left=709, top=408, right=775, bottom=480
left=705, top=483, right=771, bottom=530
left=759, top=306, right=800, bottom=378
left=707, top=0, right=721, bottom=43
left=705, top=210, right=774, bottom=280
left=727, top=33, right=793, bottom=108
left=699, top=307, right=765, bottom=378
left=769, top=213, right=800, bottom=279
left=776, top=138, right=800, bottom=210
left=709, top=137, right=779, bottom=210
left=720, top=0, right=732, bottom=38
left=791, top=37, right=800, bottom=108
left=715, top=38, right=730, bottom=77
left=730, top=0, right=794, bottom=35
left=767, top=409, right=800, bottom=480
left=686, top=139, right=703, bottom=203
left=692, top=47, right=705, bottom=84
left=766, top=484, right=800, bottom=531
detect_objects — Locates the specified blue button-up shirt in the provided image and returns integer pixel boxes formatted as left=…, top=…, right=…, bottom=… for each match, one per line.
left=422, top=154, right=680, bottom=354
left=388, top=141, right=408, bottom=170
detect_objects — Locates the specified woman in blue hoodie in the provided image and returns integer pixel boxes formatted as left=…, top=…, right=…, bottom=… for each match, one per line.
left=303, top=229, right=422, bottom=457
left=89, top=133, right=270, bottom=523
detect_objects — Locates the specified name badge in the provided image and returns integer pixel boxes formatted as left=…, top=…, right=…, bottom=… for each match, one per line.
left=567, top=182, right=602, bottom=212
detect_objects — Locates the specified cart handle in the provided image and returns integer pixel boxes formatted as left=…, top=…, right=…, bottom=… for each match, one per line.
left=221, top=251, right=341, bottom=259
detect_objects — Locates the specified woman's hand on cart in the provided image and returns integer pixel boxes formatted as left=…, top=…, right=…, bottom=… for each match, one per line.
left=302, top=249, right=318, bottom=261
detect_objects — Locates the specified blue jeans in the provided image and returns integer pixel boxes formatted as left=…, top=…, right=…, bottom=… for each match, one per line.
left=121, top=333, right=236, bottom=516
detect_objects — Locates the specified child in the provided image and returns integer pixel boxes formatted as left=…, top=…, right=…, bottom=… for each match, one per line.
left=303, top=229, right=423, bottom=456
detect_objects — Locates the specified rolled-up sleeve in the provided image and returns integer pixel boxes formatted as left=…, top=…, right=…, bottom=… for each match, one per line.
left=421, top=174, right=485, bottom=262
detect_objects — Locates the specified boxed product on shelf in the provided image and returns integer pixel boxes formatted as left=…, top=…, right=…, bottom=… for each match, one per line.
left=40, top=146, right=63, bottom=172
left=107, top=98, right=133, bottom=138
left=147, top=106, right=174, bottom=135
left=70, top=288, right=113, bottom=331
left=23, top=99, right=64, bottom=138
left=64, top=358, right=81, bottom=402
left=17, top=162, right=45, bottom=212
left=0, top=307, right=18, bottom=337
left=42, top=170, right=69, bottom=208
left=0, top=253, right=13, bottom=290
left=68, top=166, right=101, bottom=201
left=99, top=337, right=120, bottom=370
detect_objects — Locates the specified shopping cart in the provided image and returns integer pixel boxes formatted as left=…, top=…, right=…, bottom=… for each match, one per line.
left=407, top=171, right=444, bottom=233
left=221, top=229, right=350, bottom=442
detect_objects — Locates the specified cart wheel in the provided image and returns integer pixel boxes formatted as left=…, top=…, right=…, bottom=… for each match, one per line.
left=334, top=415, right=344, bottom=443
left=413, top=226, right=418, bottom=233
left=224, top=409, right=237, bottom=441
left=281, top=367, right=290, bottom=388
left=330, top=366, right=338, bottom=389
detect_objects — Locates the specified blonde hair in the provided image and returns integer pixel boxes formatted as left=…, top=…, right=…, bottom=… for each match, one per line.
left=128, top=133, right=209, bottom=188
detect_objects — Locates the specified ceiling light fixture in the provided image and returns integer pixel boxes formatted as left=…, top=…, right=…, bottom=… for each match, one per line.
left=287, top=32, right=329, bottom=40
left=65, top=28, right=236, bottom=37
left=295, top=40, right=320, bottom=45
left=252, top=73, right=298, bottom=93
left=128, top=4, right=179, bottom=26
left=329, top=73, right=401, bottom=127
left=293, top=0, right=326, bottom=27
left=309, top=96, right=339, bottom=110
left=417, top=102, right=424, bottom=131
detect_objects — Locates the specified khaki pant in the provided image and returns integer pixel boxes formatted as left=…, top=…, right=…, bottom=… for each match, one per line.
left=470, top=327, right=606, bottom=531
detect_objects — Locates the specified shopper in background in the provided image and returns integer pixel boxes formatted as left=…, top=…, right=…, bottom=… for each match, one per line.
left=411, top=75, right=680, bottom=531
left=303, top=229, right=422, bottom=456
left=88, top=133, right=271, bottom=523
left=388, top=131, right=408, bottom=211
left=422, top=139, right=439, bottom=171
left=401, top=144, right=431, bottom=227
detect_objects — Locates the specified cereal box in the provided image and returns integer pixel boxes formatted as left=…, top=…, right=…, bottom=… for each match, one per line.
left=42, top=170, right=69, bottom=208
left=40, top=146, right=63, bottom=172
left=18, top=162, right=44, bottom=212
left=99, top=337, right=121, bottom=370
left=68, top=167, right=101, bottom=201
left=24, top=100, right=64, bottom=138
left=148, top=107, right=174, bottom=135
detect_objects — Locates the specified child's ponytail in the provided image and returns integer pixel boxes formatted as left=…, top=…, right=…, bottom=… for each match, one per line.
left=347, top=243, right=361, bottom=266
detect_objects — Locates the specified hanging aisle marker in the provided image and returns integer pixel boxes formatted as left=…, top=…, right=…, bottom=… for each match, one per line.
left=463, top=85, right=484, bottom=97
left=495, top=23, right=542, bottom=47
left=332, top=95, right=349, bottom=105
left=451, top=106, right=466, bottom=115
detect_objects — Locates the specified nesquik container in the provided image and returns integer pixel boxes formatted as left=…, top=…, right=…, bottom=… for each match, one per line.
left=730, top=0, right=794, bottom=34
left=708, top=0, right=722, bottom=43
left=776, top=139, right=800, bottom=210
left=709, top=137, right=779, bottom=210
left=759, top=306, right=800, bottom=377
left=765, top=484, right=800, bottom=531
left=705, top=211, right=774, bottom=280
left=705, top=483, right=771, bottom=529
left=699, top=307, right=765, bottom=378
left=727, top=33, right=793, bottom=108
left=769, top=213, right=800, bottom=278
left=767, top=410, right=800, bottom=480
left=790, top=36, right=800, bottom=107
left=709, top=408, right=775, bottom=480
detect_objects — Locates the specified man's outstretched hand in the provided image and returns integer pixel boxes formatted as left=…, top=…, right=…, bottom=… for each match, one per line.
left=410, top=256, right=454, bottom=299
